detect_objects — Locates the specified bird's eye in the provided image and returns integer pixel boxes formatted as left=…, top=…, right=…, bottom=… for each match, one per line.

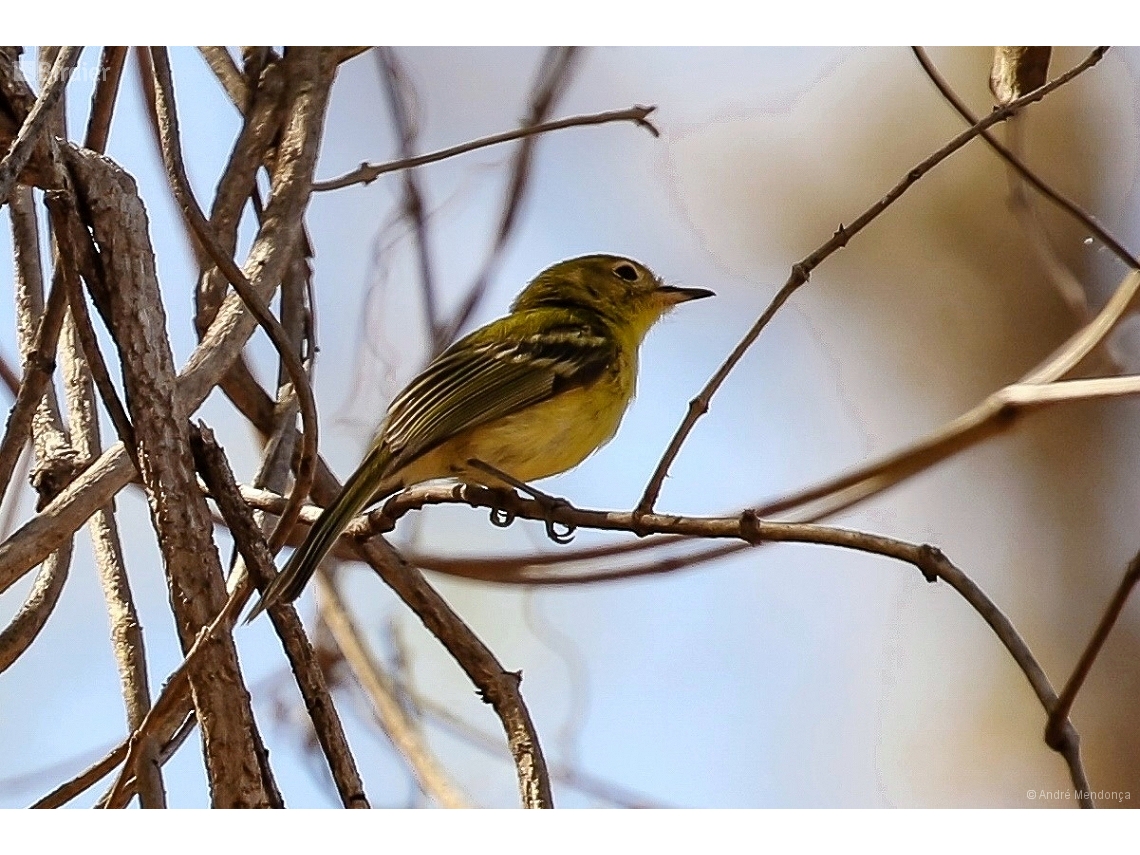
left=613, top=262, right=640, bottom=282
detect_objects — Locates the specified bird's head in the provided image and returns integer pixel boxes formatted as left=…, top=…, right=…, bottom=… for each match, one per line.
left=512, top=254, right=714, bottom=341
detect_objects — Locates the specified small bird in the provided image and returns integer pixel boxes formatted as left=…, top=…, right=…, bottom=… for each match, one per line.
left=247, top=254, right=713, bottom=620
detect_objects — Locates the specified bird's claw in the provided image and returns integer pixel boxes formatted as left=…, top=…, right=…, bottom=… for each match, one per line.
left=489, top=505, right=515, bottom=528
left=466, top=459, right=576, bottom=543
left=538, top=496, right=576, bottom=543
left=545, top=517, right=576, bottom=544
left=483, top=489, right=575, bottom=543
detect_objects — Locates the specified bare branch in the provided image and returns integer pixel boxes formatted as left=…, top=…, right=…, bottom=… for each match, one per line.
left=0, top=541, right=70, bottom=672
left=51, top=212, right=138, bottom=459
left=359, top=481, right=1093, bottom=802
left=0, top=193, right=71, bottom=533
left=84, top=47, right=128, bottom=152
left=33, top=743, right=128, bottom=809
left=912, top=47, right=1137, bottom=270
left=318, top=572, right=470, bottom=807
left=63, top=144, right=277, bottom=808
left=198, top=47, right=249, bottom=111
left=1045, top=549, right=1140, bottom=760
left=313, top=105, right=658, bottom=192
left=756, top=268, right=1140, bottom=523
left=441, top=47, right=584, bottom=345
left=375, top=47, right=442, bottom=349
left=148, top=47, right=318, bottom=554
left=0, top=46, right=80, bottom=198
left=635, top=47, right=1110, bottom=517
left=33, top=705, right=196, bottom=808
left=191, top=424, right=370, bottom=809
left=0, top=48, right=336, bottom=603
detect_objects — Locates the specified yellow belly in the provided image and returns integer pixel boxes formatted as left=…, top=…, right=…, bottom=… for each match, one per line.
left=397, top=366, right=634, bottom=488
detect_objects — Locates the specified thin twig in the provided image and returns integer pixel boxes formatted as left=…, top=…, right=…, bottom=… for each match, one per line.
left=32, top=707, right=196, bottom=809
left=1044, top=550, right=1140, bottom=757
left=0, top=540, right=71, bottom=672
left=318, top=572, right=470, bottom=808
left=635, top=47, right=1110, bottom=517
left=198, top=47, right=249, bottom=111
left=375, top=48, right=442, bottom=350
left=94, top=713, right=197, bottom=809
left=410, top=689, right=670, bottom=807
left=0, top=186, right=74, bottom=672
left=191, top=424, right=369, bottom=808
left=8, top=185, right=70, bottom=452
left=0, top=234, right=71, bottom=528
left=313, top=105, right=658, bottom=192
left=440, top=47, right=584, bottom=345
left=192, top=52, right=290, bottom=448
left=32, top=742, right=128, bottom=809
left=755, top=269, right=1140, bottom=523
left=84, top=47, right=128, bottom=153
left=195, top=57, right=285, bottom=333
left=256, top=255, right=310, bottom=494
left=911, top=47, right=1137, bottom=271
left=44, top=193, right=139, bottom=463
left=359, top=482, right=1092, bottom=802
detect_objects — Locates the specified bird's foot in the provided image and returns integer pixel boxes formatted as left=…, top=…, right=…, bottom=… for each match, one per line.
left=467, top=458, right=578, bottom=544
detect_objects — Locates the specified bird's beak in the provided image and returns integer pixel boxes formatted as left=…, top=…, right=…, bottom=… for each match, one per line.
left=656, top=283, right=715, bottom=304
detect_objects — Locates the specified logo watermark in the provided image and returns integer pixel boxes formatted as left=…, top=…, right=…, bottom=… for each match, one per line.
left=13, top=54, right=110, bottom=86
left=1027, top=789, right=1130, bottom=803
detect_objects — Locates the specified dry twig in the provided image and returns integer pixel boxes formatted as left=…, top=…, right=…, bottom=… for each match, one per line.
left=636, top=47, right=1109, bottom=517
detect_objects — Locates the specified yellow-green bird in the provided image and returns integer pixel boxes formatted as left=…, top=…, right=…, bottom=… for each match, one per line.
left=247, top=254, right=712, bottom=620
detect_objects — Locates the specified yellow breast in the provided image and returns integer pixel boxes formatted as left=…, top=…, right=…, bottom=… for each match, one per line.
left=400, top=352, right=636, bottom=487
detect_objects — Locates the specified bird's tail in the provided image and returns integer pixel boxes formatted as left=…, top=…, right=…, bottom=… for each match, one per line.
left=246, top=444, right=396, bottom=622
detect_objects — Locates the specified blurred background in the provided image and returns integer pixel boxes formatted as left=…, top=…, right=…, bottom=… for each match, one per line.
left=2, top=46, right=1140, bottom=807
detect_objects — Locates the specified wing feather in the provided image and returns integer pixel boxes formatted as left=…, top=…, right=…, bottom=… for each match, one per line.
left=379, top=313, right=616, bottom=472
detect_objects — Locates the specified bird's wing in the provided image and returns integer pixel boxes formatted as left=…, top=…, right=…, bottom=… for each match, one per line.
left=381, top=315, right=617, bottom=471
